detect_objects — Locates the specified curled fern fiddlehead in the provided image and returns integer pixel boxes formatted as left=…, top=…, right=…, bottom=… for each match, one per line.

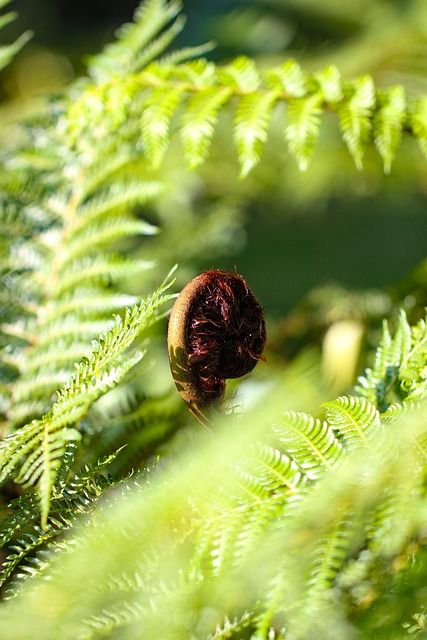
left=167, top=269, right=266, bottom=428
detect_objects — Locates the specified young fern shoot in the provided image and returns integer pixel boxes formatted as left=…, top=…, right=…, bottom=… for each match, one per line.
left=167, top=270, right=266, bottom=428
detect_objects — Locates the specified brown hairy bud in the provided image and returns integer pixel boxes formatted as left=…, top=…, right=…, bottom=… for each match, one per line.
left=167, top=269, right=266, bottom=428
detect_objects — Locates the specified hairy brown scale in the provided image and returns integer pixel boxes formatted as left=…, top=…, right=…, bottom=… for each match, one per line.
left=167, top=269, right=266, bottom=427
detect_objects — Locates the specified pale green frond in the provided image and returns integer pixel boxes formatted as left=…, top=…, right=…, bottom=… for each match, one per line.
left=50, top=256, right=153, bottom=297
left=285, top=92, right=322, bottom=171
left=140, top=86, right=184, bottom=169
left=273, top=411, right=343, bottom=479
left=40, top=291, right=139, bottom=324
left=10, top=371, right=75, bottom=405
left=0, top=279, right=174, bottom=526
left=88, top=0, right=183, bottom=82
left=322, top=395, right=382, bottom=449
left=163, top=58, right=217, bottom=86
left=338, top=75, right=375, bottom=170
left=10, top=342, right=90, bottom=375
left=129, top=14, right=186, bottom=74
left=0, top=449, right=127, bottom=596
left=251, top=445, right=306, bottom=494
left=0, top=31, right=32, bottom=73
left=159, top=41, right=216, bottom=66
left=356, top=319, right=393, bottom=407
left=218, top=56, right=261, bottom=92
left=373, top=85, right=406, bottom=174
left=75, top=181, right=165, bottom=228
left=400, top=314, right=427, bottom=400
left=390, top=309, right=412, bottom=366
left=181, top=87, right=232, bottom=169
left=21, top=318, right=113, bottom=350
left=315, top=65, right=343, bottom=104
left=0, top=10, right=17, bottom=31
left=234, top=91, right=279, bottom=177
left=207, top=613, right=252, bottom=640
left=77, top=149, right=140, bottom=202
left=267, top=59, right=307, bottom=97
left=410, top=97, right=427, bottom=159
left=58, top=217, right=158, bottom=266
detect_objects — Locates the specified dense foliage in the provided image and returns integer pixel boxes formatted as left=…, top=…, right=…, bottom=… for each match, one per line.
left=2, top=1, right=427, bottom=638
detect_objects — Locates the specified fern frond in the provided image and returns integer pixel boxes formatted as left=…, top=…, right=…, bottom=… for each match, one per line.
left=272, top=411, right=343, bottom=479
left=357, top=311, right=427, bottom=409
left=234, top=91, right=279, bottom=178
left=356, top=319, right=397, bottom=408
left=322, top=395, right=382, bottom=450
left=315, top=65, right=343, bottom=104
left=373, top=85, right=406, bottom=174
left=181, top=87, right=232, bottom=170
left=88, top=0, right=183, bottom=82
left=338, top=75, right=375, bottom=170
left=207, top=613, right=252, bottom=640
left=218, top=56, right=261, bottom=92
left=267, top=59, right=307, bottom=97
left=0, top=279, right=174, bottom=526
left=400, top=315, right=427, bottom=400
left=74, top=181, right=165, bottom=228
left=59, top=218, right=158, bottom=267
left=0, top=448, right=128, bottom=597
left=0, top=31, right=32, bottom=72
left=140, top=86, right=184, bottom=169
left=0, top=1, right=32, bottom=72
left=410, top=97, right=427, bottom=159
left=285, top=93, right=322, bottom=172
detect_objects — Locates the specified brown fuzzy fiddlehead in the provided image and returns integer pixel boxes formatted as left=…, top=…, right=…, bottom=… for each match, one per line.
left=167, top=269, right=266, bottom=428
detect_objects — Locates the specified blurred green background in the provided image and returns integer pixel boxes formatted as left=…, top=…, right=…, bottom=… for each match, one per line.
left=3, top=0, right=427, bottom=389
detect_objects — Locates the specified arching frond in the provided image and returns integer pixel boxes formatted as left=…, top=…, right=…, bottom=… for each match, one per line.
left=0, top=0, right=31, bottom=72
left=337, top=75, right=376, bottom=170
left=322, top=395, right=382, bottom=450
left=272, top=411, right=343, bottom=479
left=0, top=278, right=174, bottom=526
left=285, top=92, right=322, bottom=172
left=181, top=87, right=232, bottom=169
left=234, top=90, right=279, bottom=177
left=88, top=0, right=184, bottom=82
left=373, top=85, right=406, bottom=174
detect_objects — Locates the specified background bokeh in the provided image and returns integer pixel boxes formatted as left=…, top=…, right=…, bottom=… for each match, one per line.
left=3, top=0, right=427, bottom=389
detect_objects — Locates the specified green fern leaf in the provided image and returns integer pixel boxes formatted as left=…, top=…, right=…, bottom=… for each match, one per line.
left=0, top=1, right=32, bottom=72
left=0, top=448, right=127, bottom=596
left=234, top=91, right=279, bottom=177
left=58, top=217, right=158, bottom=267
left=285, top=93, right=322, bottom=171
left=50, top=256, right=153, bottom=297
left=40, top=291, right=139, bottom=324
left=0, top=31, right=32, bottom=72
left=75, top=181, right=165, bottom=228
left=390, top=309, right=412, bottom=366
left=140, top=86, right=184, bottom=169
left=181, top=87, right=232, bottom=169
left=218, top=56, right=261, bottom=92
left=322, top=395, right=381, bottom=449
left=338, top=75, right=375, bottom=169
left=251, top=444, right=306, bottom=495
left=315, top=65, right=343, bottom=104
left=207, top=613, right=252, bottom=640
left=88, top=0, right=183, bottom=81
left=400, top=314, right=427, bottom=399
left=373, top=85, right=406, bottom=174
left=410, top=97, right=427, bottom=159
left=272, top=411, right=343, bottom=479
left=0, top=278, right=174, bottom=526
left=356, top=319, right=394, bottom=408
left=267, top=59, right=307, bottom=97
